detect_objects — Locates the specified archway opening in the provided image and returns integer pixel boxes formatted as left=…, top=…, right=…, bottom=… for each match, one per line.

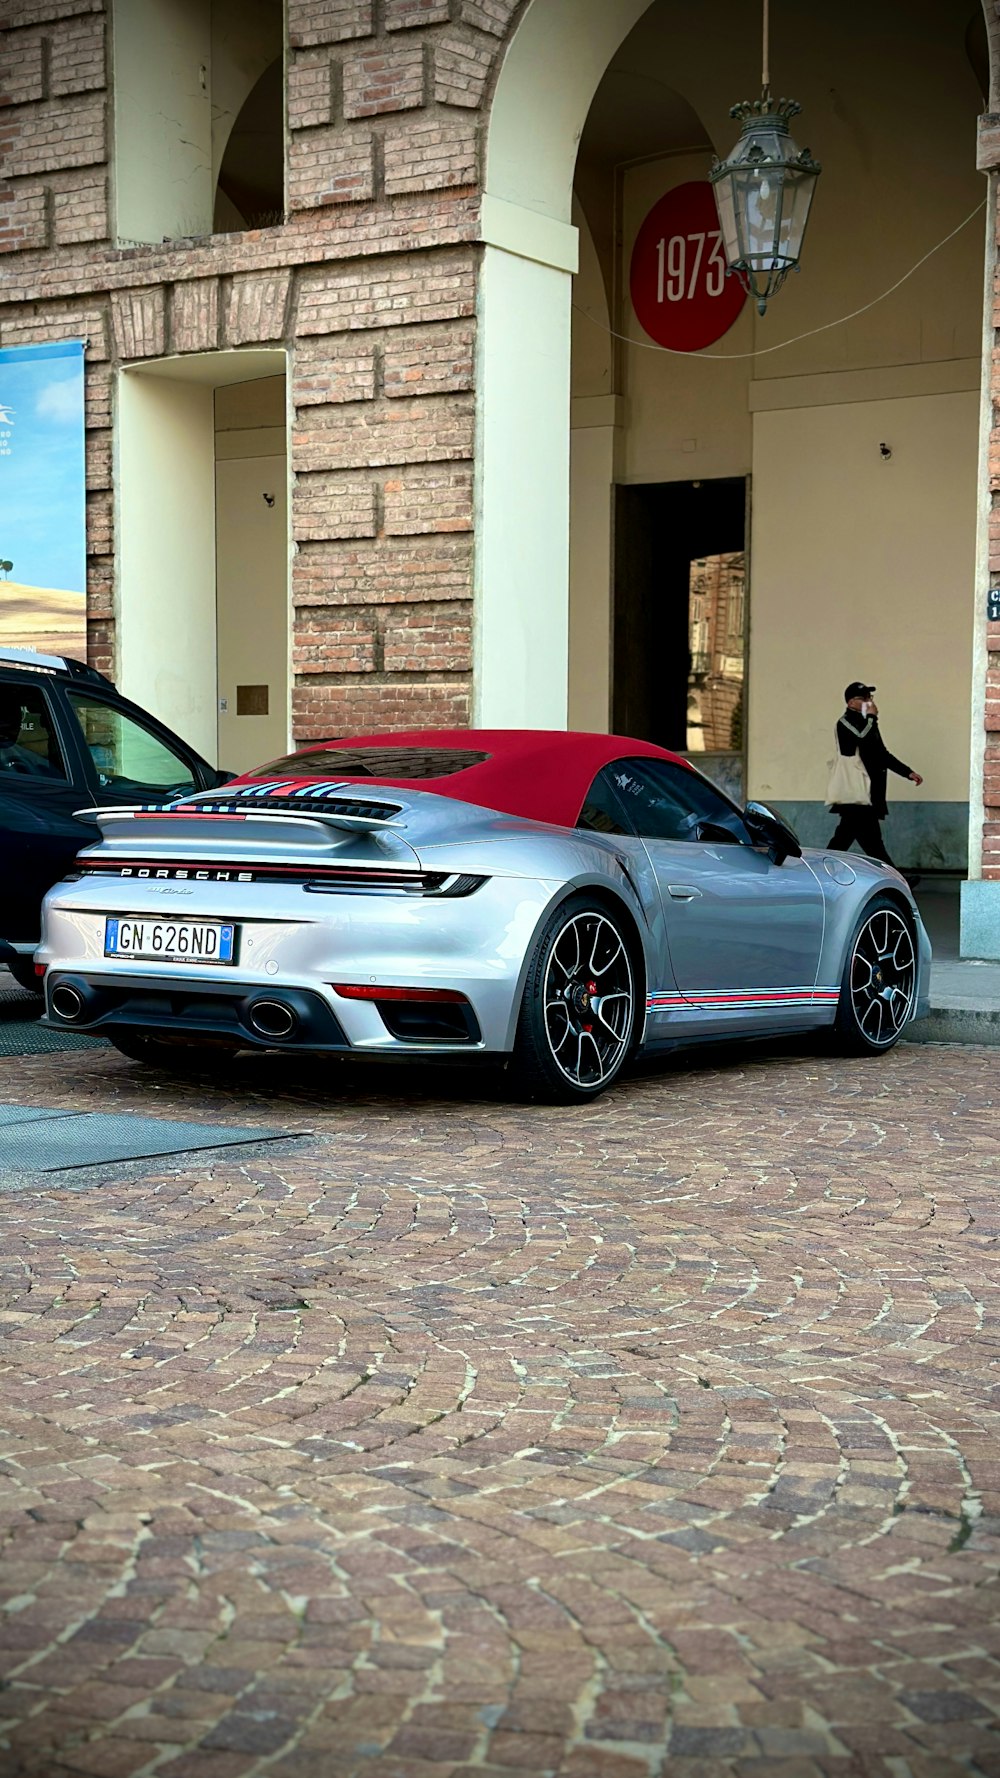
left=481, top=0, right=983, bottom=887
left=563, top=0, right=983, bottom=887
left=118, top=352, right=290, bottom=774
left=215, top=57, right=285, bottom=232
left=112, top=0, right=285, bottom=245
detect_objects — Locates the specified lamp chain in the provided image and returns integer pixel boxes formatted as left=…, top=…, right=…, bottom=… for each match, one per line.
left=761, top=0, right=770, bottom=97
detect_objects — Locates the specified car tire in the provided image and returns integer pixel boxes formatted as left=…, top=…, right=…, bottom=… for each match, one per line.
left=5, top=956, right=43, bottom=995
left=510, top=894, right=639, bottom=1103
left=833, top=894, right=918, bottom=1055
left=106, top=1030, right=241, bottom=1073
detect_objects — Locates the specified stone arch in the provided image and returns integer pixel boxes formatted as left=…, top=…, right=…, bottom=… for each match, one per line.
left=484, top=0, right=651, bottom=226
left=474, top=0, right=652, bottom=726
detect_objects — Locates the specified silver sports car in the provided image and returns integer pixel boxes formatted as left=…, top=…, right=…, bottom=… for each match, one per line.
left=38, top=729, right=930, bottom=1102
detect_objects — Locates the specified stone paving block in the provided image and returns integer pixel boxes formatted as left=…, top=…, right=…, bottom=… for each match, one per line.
left=1, top=1044, right=1000, bottom=1776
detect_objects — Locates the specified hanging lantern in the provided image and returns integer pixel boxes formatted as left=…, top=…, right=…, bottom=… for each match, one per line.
left=710, top=95, right=821, bottom=316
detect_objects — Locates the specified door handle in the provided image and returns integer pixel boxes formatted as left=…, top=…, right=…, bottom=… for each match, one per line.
left=667, top=884, right=702, bottom=901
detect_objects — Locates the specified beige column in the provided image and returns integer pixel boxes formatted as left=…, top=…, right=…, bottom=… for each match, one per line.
left=961, top=125, right=1000, bottom=956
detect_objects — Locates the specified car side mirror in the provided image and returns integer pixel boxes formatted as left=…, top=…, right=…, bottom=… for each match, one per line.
left=743, top=800, right=802, bottom=863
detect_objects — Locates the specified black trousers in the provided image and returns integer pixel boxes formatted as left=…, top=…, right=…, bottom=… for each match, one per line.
left=828, top=808, right=896, bottom=867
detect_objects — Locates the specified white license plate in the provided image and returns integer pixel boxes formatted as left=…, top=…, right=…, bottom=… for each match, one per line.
left=104, top=917, right=237, bottom=964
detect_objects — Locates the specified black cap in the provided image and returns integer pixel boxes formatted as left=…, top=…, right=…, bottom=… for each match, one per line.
left=844, top=681, right=876, bottom=702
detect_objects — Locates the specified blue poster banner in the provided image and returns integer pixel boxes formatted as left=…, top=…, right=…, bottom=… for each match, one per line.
left=0, top=339, right=87, bottom=660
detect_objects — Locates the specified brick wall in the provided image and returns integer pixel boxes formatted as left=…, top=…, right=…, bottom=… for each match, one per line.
left=0, top=0, right=522, bottom=738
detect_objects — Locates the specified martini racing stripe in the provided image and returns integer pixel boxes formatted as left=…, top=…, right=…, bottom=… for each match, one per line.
left=647, top=986, right=841, bottom=1010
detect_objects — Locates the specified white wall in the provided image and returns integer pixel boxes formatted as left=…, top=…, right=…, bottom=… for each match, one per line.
left=568, top=200, right=616, bottom=730
left=117, top=374, right=218, bottom=758
left=568, top=420, right=615, bottom=730
left=618, top=152, right=755, bottom=486
left=215, top=454, right=289, bottom=772
left=748, top=390, right=978, bottom=805
left=570, top=196, right=612, bottom=400
left=113, top=0, right=213, bottom=244
left=215, top=374, right=289, bottom=772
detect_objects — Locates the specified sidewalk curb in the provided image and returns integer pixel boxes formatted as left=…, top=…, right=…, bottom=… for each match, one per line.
left=905, top=1006, right=1000, bottom=1045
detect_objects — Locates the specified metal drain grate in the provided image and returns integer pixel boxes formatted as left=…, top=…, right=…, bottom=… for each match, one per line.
left=0, top=1105, right=81, bottom=1126
left=0, top=988, right=104, bottom=1056
left=0, top=1104, right=299, bottom=1172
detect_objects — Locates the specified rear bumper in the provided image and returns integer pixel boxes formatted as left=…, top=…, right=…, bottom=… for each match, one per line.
left=43, top=972, right=353, bottom=1051
left=38, top=872, right=560, bottom=1054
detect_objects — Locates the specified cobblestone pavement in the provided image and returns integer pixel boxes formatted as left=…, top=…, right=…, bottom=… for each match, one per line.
left=1, top=1039, right=1000, bottom=1778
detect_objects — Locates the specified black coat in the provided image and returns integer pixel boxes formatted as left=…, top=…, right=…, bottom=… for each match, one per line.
left=833, top=709, right=912, bottom=820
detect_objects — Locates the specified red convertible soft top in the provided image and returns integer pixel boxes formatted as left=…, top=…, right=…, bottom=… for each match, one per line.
left=234, top=729, right=691, bottom=829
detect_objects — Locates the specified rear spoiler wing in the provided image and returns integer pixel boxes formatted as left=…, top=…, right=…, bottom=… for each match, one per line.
left=81, top=803, right=406, bottom=840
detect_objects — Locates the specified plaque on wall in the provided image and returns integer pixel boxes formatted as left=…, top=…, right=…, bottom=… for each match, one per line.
left=236, top=684, right=269, bottom=716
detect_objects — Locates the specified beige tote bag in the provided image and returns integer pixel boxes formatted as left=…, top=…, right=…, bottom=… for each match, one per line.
left=826, top=733, right=870, bottom=809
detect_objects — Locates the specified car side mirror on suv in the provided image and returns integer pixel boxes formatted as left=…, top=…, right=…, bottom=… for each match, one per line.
left=743, top=801, right=802, bottom=864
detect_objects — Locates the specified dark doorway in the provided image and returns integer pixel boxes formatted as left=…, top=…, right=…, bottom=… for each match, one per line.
left=614, top=477, right=747, bottom=795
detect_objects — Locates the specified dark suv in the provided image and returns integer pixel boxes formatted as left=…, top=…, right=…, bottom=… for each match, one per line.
left=0, top=649, right=227, bottom=991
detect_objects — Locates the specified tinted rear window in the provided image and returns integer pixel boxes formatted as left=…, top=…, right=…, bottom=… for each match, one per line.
left=253, top=747, right=491, bottom=779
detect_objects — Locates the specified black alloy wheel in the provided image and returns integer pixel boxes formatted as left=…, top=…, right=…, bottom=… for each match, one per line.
left=834, top=895, right=917, bottom=1053
left=511, top=894, right=638, bottom=1102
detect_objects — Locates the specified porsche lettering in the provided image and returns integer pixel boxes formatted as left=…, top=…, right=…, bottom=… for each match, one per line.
left=119, top=867, right=254, bottom=882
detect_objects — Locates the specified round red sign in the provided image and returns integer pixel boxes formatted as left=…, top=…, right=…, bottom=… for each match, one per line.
left=629, top=180, right=747, bottom=353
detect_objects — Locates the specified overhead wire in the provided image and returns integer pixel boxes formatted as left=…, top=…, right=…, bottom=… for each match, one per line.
left=572, top=197, right=988, bottom=362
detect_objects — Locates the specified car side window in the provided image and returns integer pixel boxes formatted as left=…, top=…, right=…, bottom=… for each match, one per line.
left=0, top=683, right=68, bottom=782
left=607, top=757, right=749, bottom=844
left=67, top=693, right=198, bottom=800
left=577, top=767, right=635, bottom=836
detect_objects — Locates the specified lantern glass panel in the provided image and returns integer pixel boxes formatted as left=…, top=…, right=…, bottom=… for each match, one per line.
left=733, top=167, right=780, bottom=265
left=713, top=175, right=740, bottom=265
left=777, top=168, right=817, bottom=261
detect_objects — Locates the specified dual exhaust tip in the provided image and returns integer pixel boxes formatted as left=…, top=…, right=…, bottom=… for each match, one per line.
left=50, top=983, right=84, bottom=1023
left=246, top=999, right=297, bottom=1040
left=50, top=983, right=298, bottom=1043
